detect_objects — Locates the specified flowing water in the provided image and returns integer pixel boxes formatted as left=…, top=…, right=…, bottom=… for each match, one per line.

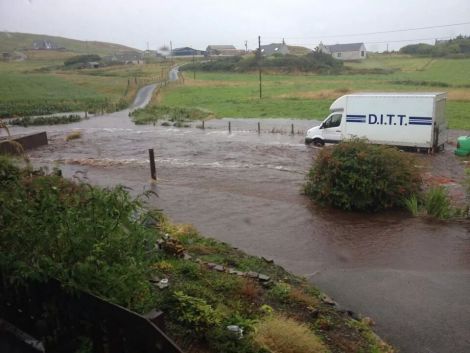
left=8, top=85, right=470, bottom=353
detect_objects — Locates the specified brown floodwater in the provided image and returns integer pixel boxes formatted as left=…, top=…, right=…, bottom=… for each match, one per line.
left=8, top=85, right=470, bottom=353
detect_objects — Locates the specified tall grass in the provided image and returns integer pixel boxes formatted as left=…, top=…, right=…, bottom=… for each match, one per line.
left=404, top=194, right=420, bottom=216
left=254, top=314, right=328, bottom=353
left=424, top=187, right=452, bottom=219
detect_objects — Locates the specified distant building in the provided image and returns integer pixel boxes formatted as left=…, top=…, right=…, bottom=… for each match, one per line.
left=260, top=41, right=290, bottom=56
left=318, top=42, right=367, bottom=60
left=103, top=51, right=143, bottom=64
left=32, top=39, right=64, bottom=50
left=172, top=47, right=205, bottom=57
left=206, top=45, right=244, bottom=56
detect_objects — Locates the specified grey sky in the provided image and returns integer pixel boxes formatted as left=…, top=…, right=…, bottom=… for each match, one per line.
left=1, top=0, right=469, bottom=52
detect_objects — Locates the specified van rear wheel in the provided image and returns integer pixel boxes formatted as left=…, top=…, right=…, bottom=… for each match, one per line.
left=313, top=138, right=324, bottom=147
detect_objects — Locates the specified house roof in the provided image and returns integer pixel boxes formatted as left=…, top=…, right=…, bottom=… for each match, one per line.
left=207, top=45, right=236, bottom=50
left=325, top=43, right=364, bottom=53
left=260, top=43, right=288, bottom=55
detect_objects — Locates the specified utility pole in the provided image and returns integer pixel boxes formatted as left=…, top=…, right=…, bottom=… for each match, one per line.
left=170, top=40, right=173, bottom=64
left=244, top=40, right=248, bottom=53
left=193, top=53, right=196, bottom=80
left=258, top=35, right=262, bottom=99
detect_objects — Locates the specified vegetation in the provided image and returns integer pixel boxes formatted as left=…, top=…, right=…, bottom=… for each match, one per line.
left=182, top=51, right=343, bottom=73
left=400, top=35, right=470, bottom=57
left=65, top=130, right=82, bottom=141
left=0, top=59, right=169, bottom=117
left=254, top=314, right=329, bottom=353
left=0, top=31, right=140, bottom=56
left=64, top=54, right=101, bottom=67
left=130, top=105, right=214, bottom=125
left=0, top=158, right=393, bottom=353
left=304, top=140, right=421, bottom=211
left=8, top=114, right=82, bottom=126
left=156, top=54, right=470, bottom=129
left=404, top=187, right=459, bottom=220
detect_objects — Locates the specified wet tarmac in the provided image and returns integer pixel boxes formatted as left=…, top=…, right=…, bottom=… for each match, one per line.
left=8, top=85, right=470, bottom=353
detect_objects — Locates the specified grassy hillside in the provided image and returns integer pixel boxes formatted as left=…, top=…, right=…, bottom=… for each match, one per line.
left=0, top=31, right=140, bottom=56
left=158, top=54, right=470, bottom=129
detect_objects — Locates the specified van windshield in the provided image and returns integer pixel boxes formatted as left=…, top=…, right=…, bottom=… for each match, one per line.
left=324, top=114, right=342, bottom=128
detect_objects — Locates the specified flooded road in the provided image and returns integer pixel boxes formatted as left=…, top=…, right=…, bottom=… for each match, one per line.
left=10, top=85, right=470, bottom=353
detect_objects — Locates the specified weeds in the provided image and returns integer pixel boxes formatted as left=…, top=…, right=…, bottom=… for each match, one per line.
left=130, top=105, right=214, bottom=125
left=424, top=187, right=453, bottom=219
left=404, top=194, right=420, bottom=216
left=65, top=130, right=82, bottom=141
left=254, top=314, right=329, bottom=353
left=9, top=114, right=82, bottom=127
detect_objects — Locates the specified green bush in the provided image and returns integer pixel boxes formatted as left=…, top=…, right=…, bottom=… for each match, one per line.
left=0, top=164, right=159, bottom=313
left=304, top=140, right=421, bottom=211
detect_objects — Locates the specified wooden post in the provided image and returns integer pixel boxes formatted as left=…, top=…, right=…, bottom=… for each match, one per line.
left=149, top=149, right=156, bottom=180
left=202, top=120, right=205, bottom=129
left=258, top=122, right=260, bottom=134
left=228, top=121, right=231, bottom=134
left=291, top=123, right=294, bottom=135
left=85, top=111, right=88, bottom=119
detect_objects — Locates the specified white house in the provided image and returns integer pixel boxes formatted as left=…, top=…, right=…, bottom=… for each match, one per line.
left=318, top=42, right=367, bottom=60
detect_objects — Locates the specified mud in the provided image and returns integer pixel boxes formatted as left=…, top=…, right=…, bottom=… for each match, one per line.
left=8, top=85, right=470, bottom=353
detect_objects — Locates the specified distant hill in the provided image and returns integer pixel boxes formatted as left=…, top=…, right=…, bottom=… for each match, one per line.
left=0, top=31, right=141, bottom=56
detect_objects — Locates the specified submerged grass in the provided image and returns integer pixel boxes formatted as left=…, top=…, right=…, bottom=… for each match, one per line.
left=130, top=105, right=215, bottom=125
left=9, top=114, right=82, bottom=127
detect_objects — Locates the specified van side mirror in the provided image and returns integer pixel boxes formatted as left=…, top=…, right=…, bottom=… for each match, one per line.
left=319, top=123, right=324, bottom=129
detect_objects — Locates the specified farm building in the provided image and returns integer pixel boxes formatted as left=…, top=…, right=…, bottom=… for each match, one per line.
left=260, top=42, right=289, bottom=56
left=172, top=47, right=205, bottom=56
left=318, top=42, right=367, bottom=60
left=206, top=45, right=244, bottom=56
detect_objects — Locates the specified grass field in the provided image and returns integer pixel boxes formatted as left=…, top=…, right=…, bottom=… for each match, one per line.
left=0, top=58, right=171, bottom=117
left=160, top=54, right=470, bottom=129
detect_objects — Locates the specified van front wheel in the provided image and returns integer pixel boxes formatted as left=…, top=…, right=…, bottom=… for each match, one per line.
left=313, top=138, right=324, bottom=147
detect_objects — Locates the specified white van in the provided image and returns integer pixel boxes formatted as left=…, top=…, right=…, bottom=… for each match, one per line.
left=305, top=93, right=448, bottom=152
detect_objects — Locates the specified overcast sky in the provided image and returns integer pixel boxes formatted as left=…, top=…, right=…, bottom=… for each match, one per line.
left=1, top=0, right=470, bottom=52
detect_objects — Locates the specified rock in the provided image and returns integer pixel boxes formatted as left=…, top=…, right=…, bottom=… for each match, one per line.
left=207, top=262, right=217, bottom=269
left=258, top=274, right=271, bottom=282
left=262, top=256, right=274, bottom=264
left=183, top=253, right=192, bottom=261
left=227, top=325, right=244, bottom=339
left=157, top=278, right=169, bottom=289
left=321, top=294, right=337, bottom=306
left=246, top=271, right=259, bottom=279
left=228, top=269, right=245, bottom=276
left=307, top=307, right=319, bottom=318
left=214, top=265, right=225, bottom=272
left=362, top=316, right=375, bottom=326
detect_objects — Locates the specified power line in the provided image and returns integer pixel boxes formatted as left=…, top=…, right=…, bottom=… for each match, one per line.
left=265, top=21, right=470, bottom=40
left=290, top=35, right=452, bottom=48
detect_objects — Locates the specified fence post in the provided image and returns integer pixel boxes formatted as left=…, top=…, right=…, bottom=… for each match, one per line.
left=291, top=123, right=294, bottom=135
left=228, top=121, right=231, bottom=134
left=258, top=122, right=260, bottom=134
left=202, top=120, right=205, bottom=129
left=149, top=149, right=156, bottom=180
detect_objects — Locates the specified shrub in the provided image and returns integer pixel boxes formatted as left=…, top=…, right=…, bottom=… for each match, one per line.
left=304, top=140, right=421, bottom=211
left=254, top=315, right=329, bottom=353
left=171, top=291, right=222, bottom=336
left=424, top=187, right=453, bottom=219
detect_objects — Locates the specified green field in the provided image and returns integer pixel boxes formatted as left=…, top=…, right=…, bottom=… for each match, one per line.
left=0, top=58, right=170, bottom=117
left=162, top=54, right=470, bottom=129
